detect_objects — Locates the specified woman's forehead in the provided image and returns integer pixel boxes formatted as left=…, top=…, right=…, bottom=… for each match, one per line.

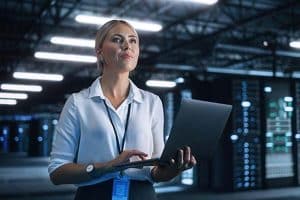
left=107, top=23, right=138, bottom=37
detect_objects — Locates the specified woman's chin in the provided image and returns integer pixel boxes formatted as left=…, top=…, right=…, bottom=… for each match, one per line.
left=117, top=64, right=136, bottom=73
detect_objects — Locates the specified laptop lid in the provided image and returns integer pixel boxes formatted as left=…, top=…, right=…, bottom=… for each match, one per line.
left=113, top=99, right=232, bottom=170
left=160, top=99, right=232, bottom=162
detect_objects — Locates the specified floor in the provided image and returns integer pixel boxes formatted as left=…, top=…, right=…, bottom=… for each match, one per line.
left=2, top=153, right=300, bottom=200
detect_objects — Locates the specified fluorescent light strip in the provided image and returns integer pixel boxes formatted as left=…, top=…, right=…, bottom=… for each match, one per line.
left=146, top=80, right=176, bottom=88
left=0, top=99, right=17, bottom=105
left=187, top=0, right=218, bottom=5
left=50, top=36, right=95, bottom=48
left=34, top=51, right=97, bottom=63
left=1, top=84, right=42, bottom=92
left=75, top=15, right=162, bottom=32
left=207, top=67, right=285, bottom=77
left=13, top=72, right=64, bottom=81
left=0, top=92, right=28, bottom=99
left=290, top=41, right=300, bottom=49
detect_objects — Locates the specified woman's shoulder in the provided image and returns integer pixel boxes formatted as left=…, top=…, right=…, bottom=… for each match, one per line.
left=66, top=87, right=90, bottom=105
left=137, top=88, right=161, bottom=103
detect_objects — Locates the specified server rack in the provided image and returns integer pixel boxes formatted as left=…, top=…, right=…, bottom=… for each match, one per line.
left=0, top=123, right=10, bottom=153
left=231, top=80, right=262, bottom=190
left=263, top=81, right=294, bottom=187
left=28, top=119, right=53, bottom=157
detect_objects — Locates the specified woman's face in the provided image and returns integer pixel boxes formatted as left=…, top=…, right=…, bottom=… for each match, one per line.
left=98, top=23, right=139, bottom=74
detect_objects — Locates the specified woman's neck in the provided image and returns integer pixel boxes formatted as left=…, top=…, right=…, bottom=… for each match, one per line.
left=100, top=73, right=130, bottom=106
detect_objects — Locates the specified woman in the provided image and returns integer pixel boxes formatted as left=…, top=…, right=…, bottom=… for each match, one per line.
left=48, top=20, right=197, bottom=200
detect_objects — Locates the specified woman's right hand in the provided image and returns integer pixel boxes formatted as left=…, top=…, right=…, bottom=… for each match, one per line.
left=110, top=149, right=148, bottom=166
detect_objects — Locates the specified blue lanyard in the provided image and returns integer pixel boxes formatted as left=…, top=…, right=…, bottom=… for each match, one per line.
left=103, top=99, right=131, bottom=154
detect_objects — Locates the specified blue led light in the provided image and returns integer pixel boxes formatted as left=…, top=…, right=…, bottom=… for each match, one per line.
left=241, top=101, right=251, bottom=108
left=264, top=86, right=272, bottom=93
left=244, top=171, right=249, bottom=176
left=230, top=135, right=239, bottom=141
left=3, top=128, right=8, bottom=135
left=18, top=127, right=24, bottom=133
left=52, top=119, right=58, bottom=125
left=244, top=182, right=250, bottom=187
left=14, top=136, right=19, bottom=142
left=37, top=136, right=43, bottom=142
left=42, top=124, right=48, bottom=131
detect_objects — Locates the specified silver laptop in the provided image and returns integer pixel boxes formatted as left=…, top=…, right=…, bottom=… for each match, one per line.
left=113, top=99, right=232, bottom=170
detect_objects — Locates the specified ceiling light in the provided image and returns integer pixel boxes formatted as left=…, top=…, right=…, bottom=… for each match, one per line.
left=34, top=51, right=97, bottom=63
left=0, top=92, right=28, bottom=99
left=75, top=15, right=162, bottom=32
left=206, top=67, right=285, bottom=77
left=187, top=0, right=218, bottom=5
left=13, top=72, right=64, bottom=81
left=50, top=36, right=94, bottom=48
left=146, top=80, right=176, bottom=88
left=0, top=99, right=17, bottom=105
left=290, top=41, right=300, bottom=49
left=1, top=84, right=42, bottom=92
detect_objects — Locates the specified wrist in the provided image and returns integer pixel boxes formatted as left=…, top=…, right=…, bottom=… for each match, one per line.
left=90, top=162, right=116, bottom=178
left=151, top=166, right=180, bottom=182
left=85, top=163, right=97, bottom=178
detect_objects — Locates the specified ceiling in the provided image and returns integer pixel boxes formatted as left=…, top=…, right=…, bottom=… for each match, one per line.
left=1, top=0, right=300, bottom=114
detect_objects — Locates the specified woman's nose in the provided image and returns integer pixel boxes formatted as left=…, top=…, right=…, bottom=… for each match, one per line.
left=122, top=40, right=130, bottom=50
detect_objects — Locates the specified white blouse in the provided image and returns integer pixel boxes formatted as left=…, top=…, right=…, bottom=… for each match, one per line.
left=48, top=77, right=164, bottom=186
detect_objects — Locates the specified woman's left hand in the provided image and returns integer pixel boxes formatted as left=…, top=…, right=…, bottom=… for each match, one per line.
left=151, top=146, right=197, bottom=182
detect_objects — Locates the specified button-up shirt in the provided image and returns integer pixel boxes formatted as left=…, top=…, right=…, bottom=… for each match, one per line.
left=48, top=77, right=164, bottom=186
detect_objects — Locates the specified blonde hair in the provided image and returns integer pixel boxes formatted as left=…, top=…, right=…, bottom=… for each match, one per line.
left=95, top=20, right=138, bottom=74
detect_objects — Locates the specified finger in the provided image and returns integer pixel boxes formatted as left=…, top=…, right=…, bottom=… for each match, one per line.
left=131, top=149, right=148, bottom=157
left=187, top=155, right=197, bottom=168
left=177, top=149, right=184, bottom=169
left=169, top=158, right=176, bottom=167
left=138, top=155, right=147, bottom=160
left=126, top=150, right=147, bottom=158
left=184, top=146, right=191, bottom=163
left=120, top=150, right=147, bottom=162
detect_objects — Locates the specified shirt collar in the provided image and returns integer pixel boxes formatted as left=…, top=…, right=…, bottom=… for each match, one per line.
left=88, top=77, right=143, bottom=103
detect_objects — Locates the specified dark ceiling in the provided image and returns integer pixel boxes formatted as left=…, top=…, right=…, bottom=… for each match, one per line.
left=1, top=0, right=300, bottom=114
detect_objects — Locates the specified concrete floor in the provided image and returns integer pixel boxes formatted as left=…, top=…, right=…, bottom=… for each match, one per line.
left=2, top=153, right=300, bottom=200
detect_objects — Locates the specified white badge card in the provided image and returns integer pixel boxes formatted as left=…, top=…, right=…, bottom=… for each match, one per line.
left=112, top=175, right=130, bottom=200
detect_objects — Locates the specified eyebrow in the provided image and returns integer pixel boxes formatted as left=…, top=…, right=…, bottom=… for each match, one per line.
left=111, top=33, right=137, bottom=38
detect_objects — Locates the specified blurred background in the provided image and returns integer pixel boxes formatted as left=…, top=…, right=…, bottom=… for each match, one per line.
left=1, top=0, right=300, bottom=199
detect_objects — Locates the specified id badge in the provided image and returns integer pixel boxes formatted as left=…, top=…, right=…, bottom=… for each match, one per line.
left=112, top=175, right=130, bottom=200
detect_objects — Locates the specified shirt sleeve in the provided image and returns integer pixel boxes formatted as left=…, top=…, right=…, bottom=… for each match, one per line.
left=151, top=95, right=165, bottom=159
left=48, top=94, right=80, bottom=174
left=145, top=96, right=164, bottom=182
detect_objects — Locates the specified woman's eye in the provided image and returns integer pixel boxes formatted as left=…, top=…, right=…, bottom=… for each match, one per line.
left=130, top=39, right=137, bottom=44
left=112, top=37, right=122, bottom=43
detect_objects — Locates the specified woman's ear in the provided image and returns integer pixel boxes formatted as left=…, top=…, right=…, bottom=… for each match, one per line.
left=96, top=49, right=103, bottom=61
left=96, top=49, right=101, bottom=55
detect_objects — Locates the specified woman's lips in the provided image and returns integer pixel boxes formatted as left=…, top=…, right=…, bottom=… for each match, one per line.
left=120, top=53, right=133, bottom=59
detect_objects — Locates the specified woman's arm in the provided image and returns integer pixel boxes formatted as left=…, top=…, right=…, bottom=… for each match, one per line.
left=50, top=149, right=148, bottom=185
